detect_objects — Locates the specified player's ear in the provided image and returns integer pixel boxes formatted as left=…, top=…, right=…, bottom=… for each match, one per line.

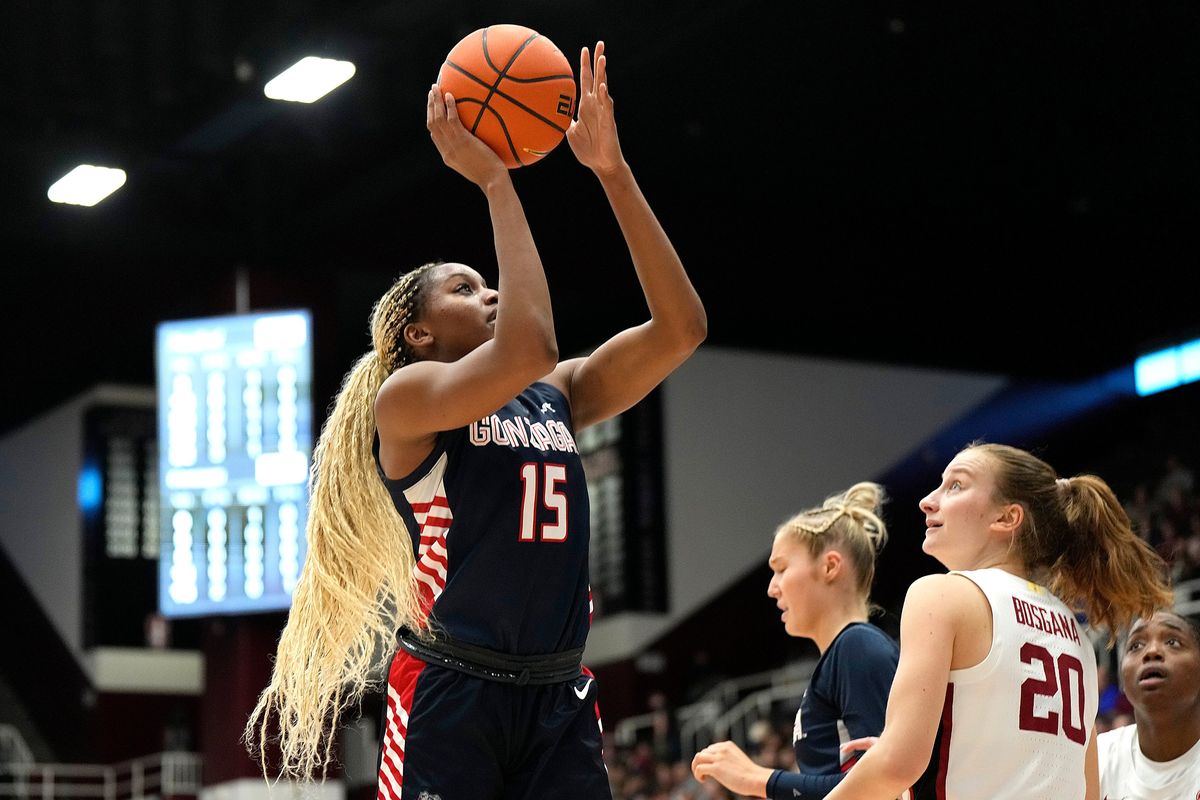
left=404, top=321, right=433, bottom=352
left=821, top=550, right=844, bottom=583
left=992, top=502, right=1024, bottom=535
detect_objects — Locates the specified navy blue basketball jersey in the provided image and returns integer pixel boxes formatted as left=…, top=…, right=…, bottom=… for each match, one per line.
left=766, top=623, right=914, bottom=799
left=378, top=382, right=591, bottom=655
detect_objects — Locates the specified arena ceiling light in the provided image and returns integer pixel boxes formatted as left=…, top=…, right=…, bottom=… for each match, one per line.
left=263, top=56, right=356, bottom=103
left=47, top=164, right=127, bottom=206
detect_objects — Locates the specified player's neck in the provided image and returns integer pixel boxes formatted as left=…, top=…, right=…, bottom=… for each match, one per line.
left=812, top=597, right=869, bottom=655
left=962, top=550, right=1029, bottom=581
left=1134, top=707, right=1200, bottom=762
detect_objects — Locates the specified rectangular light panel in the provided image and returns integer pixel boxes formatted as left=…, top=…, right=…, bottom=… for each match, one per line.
left=48, top=165, right=127, bottom=206
left=264, top=56, right=356, bottom=103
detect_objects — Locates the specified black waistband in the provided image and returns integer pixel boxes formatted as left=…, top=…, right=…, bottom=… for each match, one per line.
left=395, top=627, right=584, bottom=686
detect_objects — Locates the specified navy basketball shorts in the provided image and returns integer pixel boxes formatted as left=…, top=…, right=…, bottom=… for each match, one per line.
left=375, top=649, right=611, bottom=800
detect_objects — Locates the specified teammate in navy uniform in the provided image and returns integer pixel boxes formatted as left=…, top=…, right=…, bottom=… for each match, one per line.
left=691, top=483, right=920, bottom=799
left=245, top=42, right=706, bottom=799
left=823, top=443, right=1173, bottom=800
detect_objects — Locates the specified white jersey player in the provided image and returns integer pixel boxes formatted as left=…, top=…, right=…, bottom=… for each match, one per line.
left=928, top=568, right=1099, bottom=799
left=825, top=443, right=1172, bottom=800
left=1098, top=610, right=1200, bottom=800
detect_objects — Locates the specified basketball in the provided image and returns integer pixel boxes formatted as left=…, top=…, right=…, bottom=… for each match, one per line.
left=436, top=24, right=576, bottom=169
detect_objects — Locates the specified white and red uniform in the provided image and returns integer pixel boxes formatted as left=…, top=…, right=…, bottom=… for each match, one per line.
left=919, top=568, right=1099, bottom=799
left=1098, top=722, right=1200, bottom=800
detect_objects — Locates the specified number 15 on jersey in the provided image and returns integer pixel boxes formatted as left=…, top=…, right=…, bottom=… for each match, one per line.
left=519, top=463, right=569, bottom=542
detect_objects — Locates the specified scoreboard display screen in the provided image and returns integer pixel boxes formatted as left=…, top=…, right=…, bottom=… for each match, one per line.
left=155, top=310, right=313, bottom=617
left=580, top=388, right=667, bottom=618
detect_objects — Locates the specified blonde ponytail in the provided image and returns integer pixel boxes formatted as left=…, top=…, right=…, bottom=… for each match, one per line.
left=245, top=264, right=439, bottom=779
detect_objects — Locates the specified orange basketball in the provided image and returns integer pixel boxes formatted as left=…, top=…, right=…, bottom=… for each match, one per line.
left=437, top=24, right=576, bottom=169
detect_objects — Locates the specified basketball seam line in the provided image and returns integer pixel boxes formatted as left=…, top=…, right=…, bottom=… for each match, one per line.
left=478, top=28, right=548, bottom=162
left=443, top=60, right=571, bottom=135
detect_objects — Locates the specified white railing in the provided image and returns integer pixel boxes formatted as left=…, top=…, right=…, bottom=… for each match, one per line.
left=613, top=698, right=718, bottom=748
left=0, top=727, right=34, bottom=768
left=612, top=658, right=817, bottom=756
left=1175, top=577, right=1200, bottom=617
left=0, top=753, right=201, bottom=800
left=708, top=679, right=809, bottom=750
left=677, top=659, right=814, bottom=756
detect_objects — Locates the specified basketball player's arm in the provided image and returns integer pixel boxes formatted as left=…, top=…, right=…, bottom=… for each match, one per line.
left=689, top=741, right=773, bottom=798
left=833, top=629, right=896, bottom=766
left=376, top=88, right=558, bottom=441
left=689, top=740, right=850, bottom=800
left=547, top=42, right=706, bottom=430
left=756, top=636, right=905, bottom=800
left=824, top=576, right=962, bottom=800
left=760, top=627, right=901, bottom=798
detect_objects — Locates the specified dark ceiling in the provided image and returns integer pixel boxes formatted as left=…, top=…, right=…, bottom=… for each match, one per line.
left=3, top=0, right=1200, bottom=437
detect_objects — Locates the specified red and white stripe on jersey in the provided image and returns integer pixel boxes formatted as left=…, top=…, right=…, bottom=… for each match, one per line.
left=377, top=651, right=426, bottom=800
left=835, top=720, right=855, bottom=772
left=834, top=719, right=913, bottom=799
left=582, top=665, right=604, bottom=740
left=935, top=683, right=954, bottom=800
left=403, top=453, right=453, bottom=611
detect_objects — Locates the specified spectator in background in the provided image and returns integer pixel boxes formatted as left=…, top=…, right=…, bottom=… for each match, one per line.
left=1156, top=517, right=1185, bottom=578
left=1123, top=483, right=1155, bottom=541
left=1096, top=662, right=1134, bottom=733
left=1159, top=484, right=1193, bottom=542
left=1098, top=610, right=1200, bottom=799
left=1156, top=454, right=1195, bottom=507
left=1181, top=514, right=1200, bottom=581
left=649, top=690, right=682, bottom=765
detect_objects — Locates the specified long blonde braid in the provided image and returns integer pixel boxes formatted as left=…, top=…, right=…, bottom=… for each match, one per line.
left=245, top=262, right=440, bottom=779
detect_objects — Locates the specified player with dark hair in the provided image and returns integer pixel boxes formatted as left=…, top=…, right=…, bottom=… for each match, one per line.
left=1098, top=609, right=1200, bottom=799
left=692, top=482, right=920, bottom=799
left=824, top=442, right=1173, bottom=800
left=245, top=42, right=706, bottom=799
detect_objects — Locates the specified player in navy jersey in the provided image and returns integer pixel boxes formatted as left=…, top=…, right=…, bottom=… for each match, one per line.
left=823, top=443, right=1173, bottom=800
left=691, top=482, right=921, bottom=799
left=245, top=42, right=706, bottom=798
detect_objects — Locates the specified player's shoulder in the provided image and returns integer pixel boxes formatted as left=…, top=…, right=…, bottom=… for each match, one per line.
left=901, top=572, right=991, bottom=633
left=539, top=358, right=583, bottom=404
left=1096, top=723, right=1135, bottom=753
left=905, top=571, right=984, bottom=604
left=834, top=622, right=897, bottom=653
left=1096, top=724, right=1137, bottom=786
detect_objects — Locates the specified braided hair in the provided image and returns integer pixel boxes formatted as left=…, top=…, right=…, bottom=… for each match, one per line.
left=775, top=482, right=889, bottom=600
left=245, top=262, right=441, bottom=779
left=373, top=261, right=440, bottom=371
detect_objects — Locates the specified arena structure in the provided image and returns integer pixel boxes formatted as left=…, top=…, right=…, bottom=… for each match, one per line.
left=1, top=3, right=1198, bottom=800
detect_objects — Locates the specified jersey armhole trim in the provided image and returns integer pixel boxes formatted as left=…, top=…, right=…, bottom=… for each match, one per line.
left=946, top=569, right=1004, bottom=685
left=377, top=430, right=451, bottom=491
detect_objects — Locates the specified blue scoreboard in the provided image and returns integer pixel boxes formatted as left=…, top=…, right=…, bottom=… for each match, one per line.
left=155, top=310, right=313, bottom=617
